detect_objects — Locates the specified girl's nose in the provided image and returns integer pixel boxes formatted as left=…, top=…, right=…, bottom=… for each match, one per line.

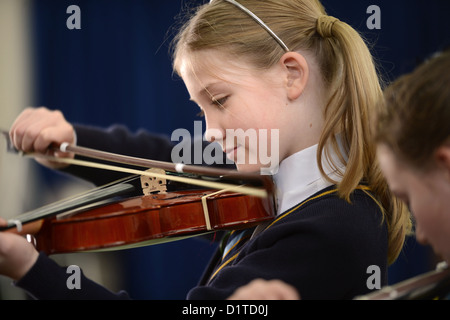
left=204, top=127, right=225, bottom=144
left=415, top=223, right=429, bottom=246
left=203, top=113, right=225, bottom=144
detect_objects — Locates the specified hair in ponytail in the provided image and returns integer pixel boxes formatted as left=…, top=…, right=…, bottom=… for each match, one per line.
left=172, top=0, right=411, bottom=264
left=313, top=10, right=412, bottom=264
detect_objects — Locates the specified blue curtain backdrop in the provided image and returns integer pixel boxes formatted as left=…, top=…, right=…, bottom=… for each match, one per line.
left=30, top=0, right=450, bottom=299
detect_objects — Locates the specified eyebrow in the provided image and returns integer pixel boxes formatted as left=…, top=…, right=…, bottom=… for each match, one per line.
left=190, top=84, right=219, bottom=103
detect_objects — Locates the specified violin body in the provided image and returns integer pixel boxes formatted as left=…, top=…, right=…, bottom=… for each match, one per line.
left=1, top=132, right=277, bottom=255
left=33, top=189, right=276, bottom=255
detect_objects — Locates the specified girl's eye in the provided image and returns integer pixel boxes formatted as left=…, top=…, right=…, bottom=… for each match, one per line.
left=212, top=96, right=228, bottom=107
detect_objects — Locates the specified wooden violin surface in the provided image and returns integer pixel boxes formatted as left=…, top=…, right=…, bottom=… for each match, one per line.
left=34, top=189, right=276, bottom=254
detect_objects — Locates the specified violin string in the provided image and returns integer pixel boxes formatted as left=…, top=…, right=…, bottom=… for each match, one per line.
left=2, top=177, right=137, bottom=230
left=26, top=153, right=268, bottom=198
left=2, top=131, right=272, bottom=196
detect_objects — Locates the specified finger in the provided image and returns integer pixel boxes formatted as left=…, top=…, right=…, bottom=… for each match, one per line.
left=19, top=124, right=44, bottom=153
left=0, top=232, right=39, bottom=280
left=0, top=217, right=7, bottom=227
left=10, top=108, right=37, bottom=151
left=268, top=280, right=301, bottom=300
left=228, top=279, right=300, bottom=300
left=11, top=108, right=74, bottom=154
left=33, top=127, right=60, bottom=154
left=228, top=279, right=267, bottom=300
left=10, top=107, right=53, bottom=151
left=10, top=107, right=35, bottom=133
left=32, top=110, right=74, bottom=152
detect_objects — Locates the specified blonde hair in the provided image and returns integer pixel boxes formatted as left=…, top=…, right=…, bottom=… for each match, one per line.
left=172, top=0, right=411, bottom=264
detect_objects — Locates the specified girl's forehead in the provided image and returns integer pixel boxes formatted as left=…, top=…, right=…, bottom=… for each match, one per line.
left=179, top=49, right=261, bottom=81
left=179, top=55, right=258, bottom=95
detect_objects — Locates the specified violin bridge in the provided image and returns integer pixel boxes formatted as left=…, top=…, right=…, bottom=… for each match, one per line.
left=140, top=168, right=167, bottom=195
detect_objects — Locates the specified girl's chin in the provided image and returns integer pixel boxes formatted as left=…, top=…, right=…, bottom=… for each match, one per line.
left=235, top=163, right=265, bottom=174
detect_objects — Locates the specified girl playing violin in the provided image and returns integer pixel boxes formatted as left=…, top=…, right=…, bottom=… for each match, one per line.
left=228, top=49, right=450, bottom=300
left=0, top=0, right=410, bottom=299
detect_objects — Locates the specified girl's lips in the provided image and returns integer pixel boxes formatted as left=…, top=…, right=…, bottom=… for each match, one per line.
left=225, top=146, right=237, bottom=154
left=225, top=146, right=239, bottom=160
left=224, top=146, right=237, bottom=154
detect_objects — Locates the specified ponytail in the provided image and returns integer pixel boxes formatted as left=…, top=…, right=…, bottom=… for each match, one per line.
left=314, top=15, right=412, bottom=264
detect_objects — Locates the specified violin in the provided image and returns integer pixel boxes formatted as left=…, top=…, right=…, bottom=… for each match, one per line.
left=1, top=131, right=277, bottom=255
left=355, top=262, right=450, bottom=300
left=20, top=187, right=275, bottom=255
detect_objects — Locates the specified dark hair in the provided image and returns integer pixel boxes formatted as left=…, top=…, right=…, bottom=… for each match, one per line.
left=376, top=50, right=450, bottom=169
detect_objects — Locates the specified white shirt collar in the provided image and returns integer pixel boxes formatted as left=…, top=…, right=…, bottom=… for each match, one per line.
left=273, top=142, right=346, bottom=215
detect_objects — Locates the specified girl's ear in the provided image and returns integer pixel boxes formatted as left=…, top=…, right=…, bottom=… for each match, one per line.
left=280, top=52, right=309, bottom=101
left=434, top=144, right=450, bottom=182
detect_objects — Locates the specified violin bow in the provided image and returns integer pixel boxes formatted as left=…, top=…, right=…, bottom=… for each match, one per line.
left=1, top=130, right=272, bottom=198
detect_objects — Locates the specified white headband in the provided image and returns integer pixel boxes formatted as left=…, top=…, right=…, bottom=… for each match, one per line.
left=209, top=0, right=290, bottom=52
